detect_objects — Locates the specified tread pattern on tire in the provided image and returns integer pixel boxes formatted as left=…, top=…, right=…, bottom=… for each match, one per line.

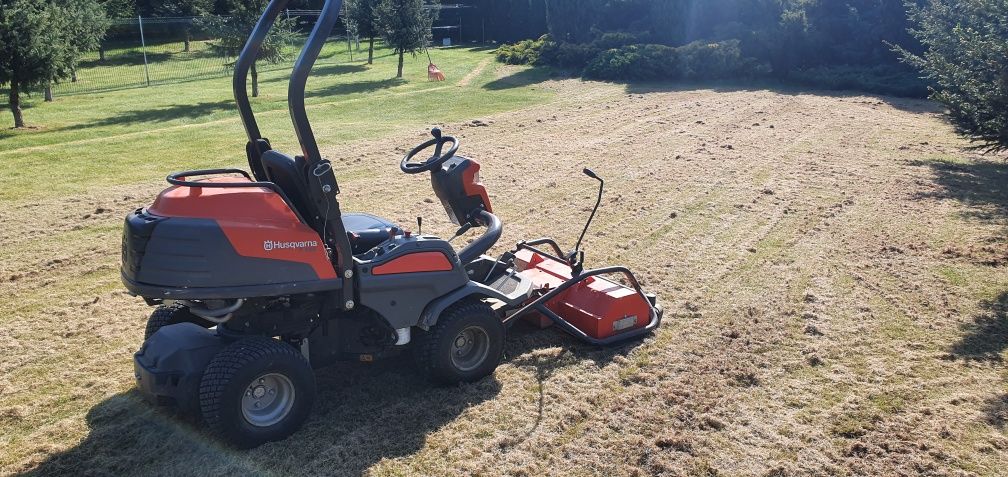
left=144, top=304, right=191, bottom=339
left=415, top=299, right=500, bottom=382
left=198, top=337, right=308, bottom=437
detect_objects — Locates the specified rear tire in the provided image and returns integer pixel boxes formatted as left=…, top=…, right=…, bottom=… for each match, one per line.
left=199, top=337, right=316, bottom=449
left=415, top=299, right=504, bottom=384
left=144, top=304, right=213, bottom=339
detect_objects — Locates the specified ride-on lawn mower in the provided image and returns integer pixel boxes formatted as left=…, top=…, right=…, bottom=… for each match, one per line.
left=124, top=0, right=662, bottom=448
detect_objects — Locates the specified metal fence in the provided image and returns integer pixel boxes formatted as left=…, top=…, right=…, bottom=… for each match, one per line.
left=52, top=5, right=475, bottom=97
left=53, top=11, right=354, bottom=96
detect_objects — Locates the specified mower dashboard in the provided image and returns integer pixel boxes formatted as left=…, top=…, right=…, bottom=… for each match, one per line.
left=430, top=156, right=492, bottom=226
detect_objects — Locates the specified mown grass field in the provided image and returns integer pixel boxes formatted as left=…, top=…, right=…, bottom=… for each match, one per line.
left=2, top=43, right=1008, bottom=476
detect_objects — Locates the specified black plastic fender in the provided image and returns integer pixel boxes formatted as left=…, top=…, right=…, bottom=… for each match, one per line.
left=134, top=323, right=228, bottom=413
left=418, top=281, right=514, bottom=329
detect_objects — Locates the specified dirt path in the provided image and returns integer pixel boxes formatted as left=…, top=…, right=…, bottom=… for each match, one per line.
left=2, top=79, right=1007, bottom=476
left=457, top=58, right=492, bottom=87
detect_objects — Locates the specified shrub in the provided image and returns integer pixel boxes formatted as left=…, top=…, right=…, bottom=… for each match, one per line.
left=540, top=41, right=601, bottom=70
left=494, top=35, right=548, bottom=65
left=591, top=31, right=640, bottom=50
left=583, top=40, right=748, bottom=82
left=584, top=44, right=679, bottom=81
left=677, top=39, right=745, bottom=80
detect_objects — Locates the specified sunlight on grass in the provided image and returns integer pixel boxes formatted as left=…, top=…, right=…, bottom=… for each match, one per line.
left=0, top=45, right=552, bottom=203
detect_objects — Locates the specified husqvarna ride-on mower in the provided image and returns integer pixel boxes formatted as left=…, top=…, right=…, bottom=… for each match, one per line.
left=123, top=0, right=662, bottom=448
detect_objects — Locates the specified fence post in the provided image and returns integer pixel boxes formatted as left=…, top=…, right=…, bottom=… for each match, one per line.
left=138, top=15, right=152, bottom=87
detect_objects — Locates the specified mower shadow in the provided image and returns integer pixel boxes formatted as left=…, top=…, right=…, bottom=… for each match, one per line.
left=19, top=358, right=502, bottom=475
left=20, top=324, right=641, bottom=475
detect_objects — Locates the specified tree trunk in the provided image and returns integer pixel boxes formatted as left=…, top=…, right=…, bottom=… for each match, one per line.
left=99, top=43, right=106, bottom=61
left=10, top=83, right=24, bottom=128
left=368, top=36, right=374, bottom=64
left=397, top=50, right=404, bottom=78
left=44, top=84, right=53, bottom=102
left=184, top=29, right=191, bottom=52
left=251, top=62, right=259, bottom=98
left=71, top=66, right=77, bottom=83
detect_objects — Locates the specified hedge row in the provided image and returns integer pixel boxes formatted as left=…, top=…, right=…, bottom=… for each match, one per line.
left=496, top=35, right=753, bottom=82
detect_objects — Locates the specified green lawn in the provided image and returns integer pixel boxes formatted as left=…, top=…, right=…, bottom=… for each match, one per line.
left=54, top=37, right=370, bottom=95
left=0, top=44, right=552, bottom=202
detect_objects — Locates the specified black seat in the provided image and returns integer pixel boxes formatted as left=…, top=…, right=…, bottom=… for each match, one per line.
left=259, top=151, right=400, bottom=253
left=261, top=150, right=317, bottom=225
left=342, top=213, right=401, bottom=254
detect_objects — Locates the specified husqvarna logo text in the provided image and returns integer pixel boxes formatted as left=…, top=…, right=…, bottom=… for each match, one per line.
left=263, top=239, right=318, bottom=251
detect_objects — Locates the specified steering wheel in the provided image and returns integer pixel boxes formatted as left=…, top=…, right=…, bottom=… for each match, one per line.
left=400, top=127, right=459, bottom=174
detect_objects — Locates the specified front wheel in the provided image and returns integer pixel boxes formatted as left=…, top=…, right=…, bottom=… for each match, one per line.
left=414, top=300, right=504, bottom=384
left=144, top=304, right=213, bottom=339
left=199, top=337, right=315, bottom=449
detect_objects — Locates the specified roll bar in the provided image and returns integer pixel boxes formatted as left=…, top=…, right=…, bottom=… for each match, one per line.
left=233, top=0, right=344, bottom=179
left=289, top=0, right=342, bottom=167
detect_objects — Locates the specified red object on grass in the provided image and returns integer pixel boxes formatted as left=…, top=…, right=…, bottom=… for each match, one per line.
left=428, top=63, right=445, bottom=81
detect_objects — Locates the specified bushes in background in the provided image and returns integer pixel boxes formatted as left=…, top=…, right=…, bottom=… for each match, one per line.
left=489, top=0, right=930, bottom=99
left=497, top=36, right=752, bottom=83
left=494, top=35, right=547, bottom=65
left=584, top=44, right=679, bottom=81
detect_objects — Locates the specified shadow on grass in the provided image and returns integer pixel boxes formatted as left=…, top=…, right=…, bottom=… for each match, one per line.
left=950, top=292, right=1008, bottom=363
left=262, top=63, right=368, bottom=84
left=307, top=77, right=406, bottom=99
left=625, top=79, right=943, bottom=115
left=912, top=159, right=1008, bottom=224
left=482, top=66, right=561, bottom=91
left=18, top=358, right=502, bottom=475
left=18, top=322, right=644, bottom=475
left=983, top=393, right=1008, bottom=430
left=58, top=100, right=235, bottom=132
left=78, top=51, right=175, bottom=68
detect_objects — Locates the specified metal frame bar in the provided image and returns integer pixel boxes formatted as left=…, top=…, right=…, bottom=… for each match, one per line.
left=233, top=0, right=290, bottom=145
left=289, top=0, right=343, bottom=167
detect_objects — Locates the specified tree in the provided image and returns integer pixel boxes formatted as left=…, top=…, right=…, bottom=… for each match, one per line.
left=97, top=0, right=135, bottom=61
left=0, top=0, right=107, bottom=128
left=376, top=0, right=436, bottom=78
left=150, top=0, right=213, bottom=52
left=198, top=0, right=295, bottom=97
left=542, top=0, right=604, bottom=44
left=346, top=0, right=380, bottom=64
left=897, top=0, right=1008, bottom=153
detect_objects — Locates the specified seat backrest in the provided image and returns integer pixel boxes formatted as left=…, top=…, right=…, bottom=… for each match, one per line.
left=260, top=150, right=317, bottom=226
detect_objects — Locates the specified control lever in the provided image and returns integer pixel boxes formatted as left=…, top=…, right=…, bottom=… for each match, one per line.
left=568, top=168, right=604, bottom=274
left=448, top=222, right=473, bottom=242
left=417, top=216, right=423, bottom=235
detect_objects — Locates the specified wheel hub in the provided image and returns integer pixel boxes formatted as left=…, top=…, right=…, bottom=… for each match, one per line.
left=450, top=326, right=490, bottom=372
left=241, top=373, right=295, bottom=427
